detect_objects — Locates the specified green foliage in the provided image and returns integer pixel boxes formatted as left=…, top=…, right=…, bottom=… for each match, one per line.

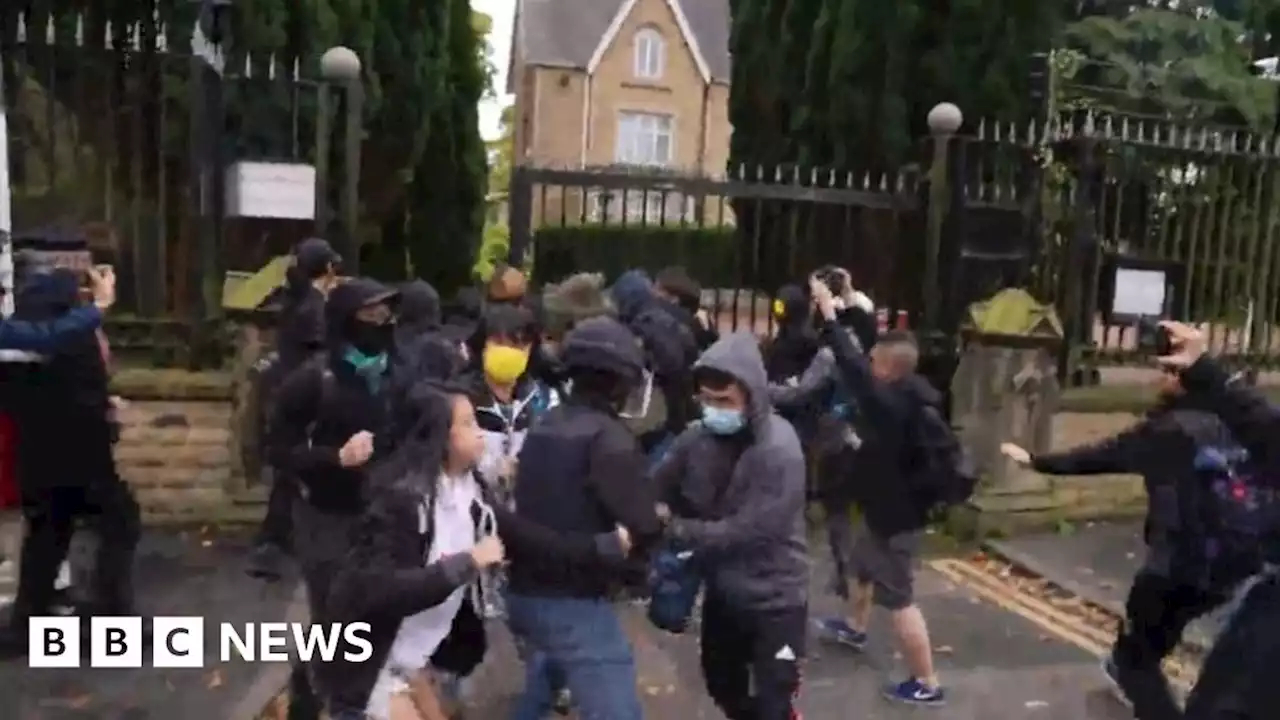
left=1064, top=5, right=1278, bottom=130
left=532, top=226, right=738, bottom=286
left=473, top=223, right=511, bottom=282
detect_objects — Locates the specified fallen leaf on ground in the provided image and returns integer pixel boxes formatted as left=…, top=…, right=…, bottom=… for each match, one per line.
left=1025, top=700, right=1049, bottom=708
left=206, top=670, right=223, bottom=689
left=934, top=645, right=953, bottom=654
left=201, top=540, right=213, bottom=548
left=67, top=695, right=92, bottom=709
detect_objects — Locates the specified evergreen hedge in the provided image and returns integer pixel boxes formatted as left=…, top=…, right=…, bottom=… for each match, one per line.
left=532, top=225, right=740, bottom=286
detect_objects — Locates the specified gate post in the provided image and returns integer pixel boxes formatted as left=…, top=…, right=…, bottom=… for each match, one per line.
left=506, top=166, right=533, bottom=268
left=188, top=0, right=232, bottom=369
left=317, top=46, right=363, bottom=275
left=922, top=102, right=963, bottom=335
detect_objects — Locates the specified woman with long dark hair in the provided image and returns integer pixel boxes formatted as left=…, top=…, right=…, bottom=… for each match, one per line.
left=324, top=380, right=628, bottom=719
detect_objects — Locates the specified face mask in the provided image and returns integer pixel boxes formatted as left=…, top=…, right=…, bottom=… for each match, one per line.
left=347, top=319, right=394, bottom=356
left=701, top=405, right=746, bottom=435
left=483, top=344, right=529, bottom=385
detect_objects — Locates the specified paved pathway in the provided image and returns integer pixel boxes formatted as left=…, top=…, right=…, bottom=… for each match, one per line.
left=0, top=527, right=1145, bottom=720
left=987, top=520, right=1228, bottom=650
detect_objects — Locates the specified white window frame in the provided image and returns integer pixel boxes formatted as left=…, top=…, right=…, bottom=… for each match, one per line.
left=633, top=28, right=665, bottom=80
left=616, top=112, right=674, bottom=167
left=587, top=189, right=694, bottom=225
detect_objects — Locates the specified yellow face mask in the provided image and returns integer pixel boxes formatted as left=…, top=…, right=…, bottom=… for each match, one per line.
left=772, top=299, right=786, bottom=319
left=483, top=344, right=529, bottom=384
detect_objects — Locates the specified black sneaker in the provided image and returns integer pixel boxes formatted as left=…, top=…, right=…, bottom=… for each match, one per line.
left=0, top=621, right=28, bottom=659
left=1101, top=656, right=1132, bottom=708
left=247, top=543, right=287, bottom=581
left=551, top=688, right=572, bottom=715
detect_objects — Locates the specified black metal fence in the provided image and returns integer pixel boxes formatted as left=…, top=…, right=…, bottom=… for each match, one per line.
left=509, top=107, right=1280, bottom=383
left=1, top=8, right=336, bottom=365
left=511, top=163, right=927, bottom=337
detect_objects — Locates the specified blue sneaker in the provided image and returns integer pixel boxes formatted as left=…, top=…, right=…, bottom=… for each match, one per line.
left=814, top=617, right=867, bottom=650
left=883, top=678, right=945, bottom=706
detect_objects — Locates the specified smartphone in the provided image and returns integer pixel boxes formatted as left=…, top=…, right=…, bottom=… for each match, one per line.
left=1136, top=317, right=1173, bottom=356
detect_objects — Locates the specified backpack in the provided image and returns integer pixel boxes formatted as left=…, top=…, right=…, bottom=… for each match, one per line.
left=904, top=403, right=979, bottom=517
left=1185, top=442, right=1276, bottom=584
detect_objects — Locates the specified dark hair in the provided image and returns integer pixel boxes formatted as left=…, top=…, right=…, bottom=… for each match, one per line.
left=367, top=380, right=468, bottom=494
left=567, top=367, right=631, bottom=407
left=693, top=366, right=738, bottom=392
left=655, top=266, right=701, bottom=311
left=480, top=302, right=537, bottom=345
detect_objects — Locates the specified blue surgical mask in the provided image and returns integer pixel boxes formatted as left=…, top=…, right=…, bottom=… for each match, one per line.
left=701, top=406, right=746, bottom=435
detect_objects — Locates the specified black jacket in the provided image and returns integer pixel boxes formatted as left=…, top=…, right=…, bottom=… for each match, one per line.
left=507, top=397, right=664, bottom=598
left=818, top=314, right=936, bottom=536
left=275, top=284, right=326, bottom=374
left=8, top=270, right=116, bottom=489
left=1031, top=394, right=1260, bottom=590
left=324, top=473, right=624, bottom=711
left=269, top=281, right=396, bottom=514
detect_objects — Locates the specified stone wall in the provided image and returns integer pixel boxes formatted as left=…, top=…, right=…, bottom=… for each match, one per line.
left=109, top=369, right=258, bottom=525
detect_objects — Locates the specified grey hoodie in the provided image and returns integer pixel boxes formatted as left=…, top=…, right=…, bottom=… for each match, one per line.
left=653, top=332, right=810, bottom=611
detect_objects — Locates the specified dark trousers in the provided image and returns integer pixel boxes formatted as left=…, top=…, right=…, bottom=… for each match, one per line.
left=254, top=468, right=294, bottom=550
left=1113, top=572, right=1224, bottom=720
left=700, top=593, right=805, bottom=720
left=291, top=499, right=359, bottom=719
left=1184, top=573, right=1280, bottom=720
left=14, top=478, right=140, bottom=619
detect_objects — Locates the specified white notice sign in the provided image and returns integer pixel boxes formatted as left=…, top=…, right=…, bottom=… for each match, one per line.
left=225, top=162, right=316, bottom=220
left=1112, top=268, right=1166, bottom=317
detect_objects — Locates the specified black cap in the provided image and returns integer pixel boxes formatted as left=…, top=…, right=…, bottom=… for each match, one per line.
left=296, top=237, right=341, bottom=275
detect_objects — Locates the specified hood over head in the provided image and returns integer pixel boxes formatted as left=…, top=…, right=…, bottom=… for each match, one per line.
left=610, top=269, right=655, bottom=321
left=774, top=284, right=812, bottom=329
left=542, top=272, right=615, bottom=339
left=561, top=316, right=644, bottom=383
left=16, top=266, right=82, bottom=319
left=397, top=280, right=441, bottom=331
left=325, top=277, right=398, bottom=347
left=694, top=332, right=770, bottom=426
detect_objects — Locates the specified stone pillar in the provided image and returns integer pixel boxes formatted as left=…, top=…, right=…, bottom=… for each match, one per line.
left=950, top=289, right=1063, bottom=524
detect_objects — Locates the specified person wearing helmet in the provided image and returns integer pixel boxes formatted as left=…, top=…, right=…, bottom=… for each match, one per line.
left=504, top=316, right=663, bottom=720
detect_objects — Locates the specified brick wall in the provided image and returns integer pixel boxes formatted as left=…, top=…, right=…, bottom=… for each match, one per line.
left=114, top=399, right=240, bottom=524
left=107, top=369, right=257, bottom=525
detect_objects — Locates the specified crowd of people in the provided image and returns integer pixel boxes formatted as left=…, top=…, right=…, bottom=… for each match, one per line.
left=0, top=236, right=1276, bottom=720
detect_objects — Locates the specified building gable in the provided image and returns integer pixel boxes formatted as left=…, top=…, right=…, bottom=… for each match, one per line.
left=585, top=0, right=709, bottom=83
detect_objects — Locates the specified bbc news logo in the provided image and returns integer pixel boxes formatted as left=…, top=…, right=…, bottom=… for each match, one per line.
left=28, top=617, right=373, bottom=668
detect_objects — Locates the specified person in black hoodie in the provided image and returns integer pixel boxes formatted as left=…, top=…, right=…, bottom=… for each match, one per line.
left=655, top=265, right=718, bottom=351
left=809, top=274, right=947, bottom=706
left=1151, top=322, right=1280, bottom=720
left=268, top=277, right=398, bottom=720
left=610, top=269, right=698, bottom=460
left=0, top=267, right=140, bottom=654
left=1001, top=365, right=1255, bottom=719
left=393, top=280, right=464, bottom=382
left=247, top=237, right=341, bottom=581
left=764, top=284, right=820, bottom=385
left=505, top=316, right=664, bottom=720
left=323, top=380, right=628, bottom=719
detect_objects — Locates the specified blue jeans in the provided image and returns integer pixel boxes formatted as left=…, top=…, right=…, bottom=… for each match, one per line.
left=505, top=594, right=643, bottom=720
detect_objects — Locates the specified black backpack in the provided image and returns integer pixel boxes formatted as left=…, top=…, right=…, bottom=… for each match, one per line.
left=905, top=403, right=979, bottom=516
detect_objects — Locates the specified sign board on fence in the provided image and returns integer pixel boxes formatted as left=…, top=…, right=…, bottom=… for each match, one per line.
left=225, top=162, right=316, bottom=220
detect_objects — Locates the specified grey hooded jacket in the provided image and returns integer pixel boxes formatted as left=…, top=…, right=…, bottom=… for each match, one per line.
left=653, top=332, right=810, bottom=611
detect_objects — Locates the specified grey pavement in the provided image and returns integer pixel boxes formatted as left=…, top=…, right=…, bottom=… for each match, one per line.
left=0, top=529, right=299, bottom=720
left=0, top=526, right=1142, bottom=720
left=987, top=520, right=1227, bottom=651
left=461, top=545, right=1137, bottom=720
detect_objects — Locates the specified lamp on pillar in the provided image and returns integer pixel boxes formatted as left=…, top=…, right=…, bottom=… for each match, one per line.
left=922, top=102, right=963, bottom=334
left=315, top=46, right=363, bottom=275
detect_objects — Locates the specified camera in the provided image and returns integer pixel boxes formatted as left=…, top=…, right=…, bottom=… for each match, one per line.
left=815, top=265, right=848, bottom=297
left=1136, top=317, right=1173, bottom=356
